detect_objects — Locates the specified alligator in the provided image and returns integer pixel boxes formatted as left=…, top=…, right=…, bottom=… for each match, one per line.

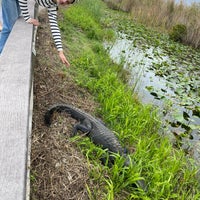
left=44, top=103, right=146, bottom=190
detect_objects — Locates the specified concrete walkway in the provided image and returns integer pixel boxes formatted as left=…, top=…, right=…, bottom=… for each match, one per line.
left=0, top=1, right=37, bottom=199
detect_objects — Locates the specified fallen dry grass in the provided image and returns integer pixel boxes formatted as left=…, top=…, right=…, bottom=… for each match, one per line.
left=31, top=10, right=100, bottom=200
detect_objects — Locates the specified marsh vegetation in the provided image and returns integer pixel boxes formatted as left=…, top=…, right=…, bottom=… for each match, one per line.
left=31, top=0, right=200, bottom=199
left=104, top=0, right=200, bottom=48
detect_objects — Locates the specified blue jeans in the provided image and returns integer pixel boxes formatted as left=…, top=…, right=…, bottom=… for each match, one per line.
left=0, top=0, right=20, bottom=54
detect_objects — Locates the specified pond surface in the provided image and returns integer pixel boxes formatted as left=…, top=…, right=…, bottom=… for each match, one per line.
left=104, top=32, right=200, bottom=164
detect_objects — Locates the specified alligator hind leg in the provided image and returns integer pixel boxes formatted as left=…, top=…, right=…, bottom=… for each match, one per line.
left=71, top=119, right=92, bottom=137
left=100, top=154, right=115, bottom=168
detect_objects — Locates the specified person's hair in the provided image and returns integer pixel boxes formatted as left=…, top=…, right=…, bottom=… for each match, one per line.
left=70, top=0, right=75, bottom=4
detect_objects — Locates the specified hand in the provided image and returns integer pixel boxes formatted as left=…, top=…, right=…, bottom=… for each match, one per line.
left=27, top=18, right=40, bottom=26
left=58, top=51, right=70, bottom=67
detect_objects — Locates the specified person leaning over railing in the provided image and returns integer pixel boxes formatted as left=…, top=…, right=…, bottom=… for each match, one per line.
left=0, top=0, right=75, bottom=68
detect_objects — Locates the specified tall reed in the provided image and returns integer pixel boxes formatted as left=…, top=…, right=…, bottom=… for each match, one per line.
left=104, top=0, right=200, bottom=48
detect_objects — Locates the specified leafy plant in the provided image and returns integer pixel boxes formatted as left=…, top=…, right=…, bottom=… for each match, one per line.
left=169, top=24, right=187, bottom=42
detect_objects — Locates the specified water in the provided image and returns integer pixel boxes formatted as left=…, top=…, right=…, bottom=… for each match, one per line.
left=105, top=32, right=200, bottom=165
left=105, top=35, right=174, bottom=105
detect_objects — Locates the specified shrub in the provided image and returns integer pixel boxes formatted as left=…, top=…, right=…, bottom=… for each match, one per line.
left=169, top=24, right=187, bottom=42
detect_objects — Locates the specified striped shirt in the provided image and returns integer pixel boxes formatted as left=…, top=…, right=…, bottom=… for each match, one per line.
left=19, top=0, right=63, bottom=51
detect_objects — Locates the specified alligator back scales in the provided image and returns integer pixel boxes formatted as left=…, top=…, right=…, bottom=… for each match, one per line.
left=44, top=103, right=126, bottom=157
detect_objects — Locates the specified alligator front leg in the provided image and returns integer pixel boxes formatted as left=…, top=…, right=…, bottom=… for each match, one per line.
left=71, top=119, right=92, bottom=137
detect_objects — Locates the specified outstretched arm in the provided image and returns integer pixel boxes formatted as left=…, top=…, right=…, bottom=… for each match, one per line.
left=48, top=7, right=70, bottom=67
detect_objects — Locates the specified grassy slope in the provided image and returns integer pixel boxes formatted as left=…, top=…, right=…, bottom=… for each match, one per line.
left=58, top=0, right=200, bottom=199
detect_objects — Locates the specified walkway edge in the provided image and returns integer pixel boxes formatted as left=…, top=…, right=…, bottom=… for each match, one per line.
left=0, top=1, right=37, bottom=199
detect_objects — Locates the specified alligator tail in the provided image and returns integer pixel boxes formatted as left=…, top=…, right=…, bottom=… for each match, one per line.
left=44, top=104, right=72, bottom=126
left=44, top=105, right=58, bottom=126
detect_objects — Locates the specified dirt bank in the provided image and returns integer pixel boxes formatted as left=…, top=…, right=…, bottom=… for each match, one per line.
left=31, top=10, right=99, bottom=200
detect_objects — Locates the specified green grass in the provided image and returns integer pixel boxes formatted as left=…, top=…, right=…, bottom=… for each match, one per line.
left=59, top=0, right=200, bottom=199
